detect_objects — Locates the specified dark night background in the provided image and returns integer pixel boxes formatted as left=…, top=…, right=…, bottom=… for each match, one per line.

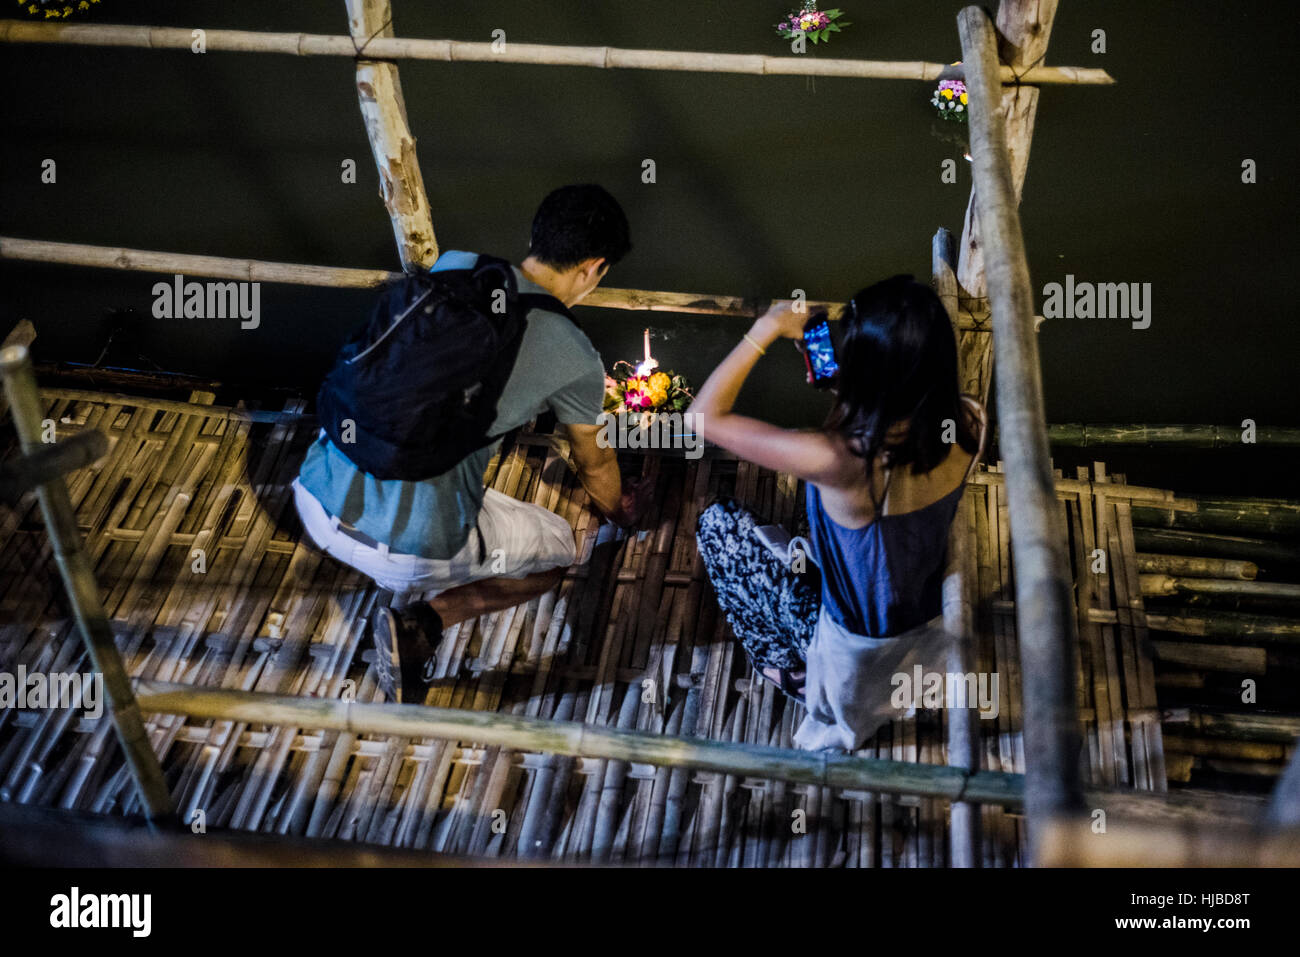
left=1, top=1, right=1296, bottom=494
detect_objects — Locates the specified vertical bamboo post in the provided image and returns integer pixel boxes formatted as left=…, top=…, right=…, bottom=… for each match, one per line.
left=0, top=344, right=174, bottom=824
left=345, top=0, right=438, bottom=270
left=934, top=227, right=981, bottom=867
left=955, top=0, right=1059, bottom=402
left=956, top=6, right=1084, bottom=856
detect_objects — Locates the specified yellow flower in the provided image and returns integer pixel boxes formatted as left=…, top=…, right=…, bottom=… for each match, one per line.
left=960, top=92, right=968, bottom=104
left=941, top=88, right=954, bottom=100
left=649, top=372, right=671, bottom=394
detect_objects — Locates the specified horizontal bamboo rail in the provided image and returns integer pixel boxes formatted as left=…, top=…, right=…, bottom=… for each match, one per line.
left=39, top=386, right=292, bottom=425
left=995, top=599, right=1300, bottom=643
left=1133, top=527, right=1300, bottom=566
left=0, top=21, right=1115, bottom=86
left=0, top=236, right=990, bottom=328
left=136, top=679, right=1022, bottom=804
left=1141, top=609, right=1300, bottom=643
left=1134, top=495, right=1300, bottom=538
left=2, top=236, right=394, bottom=287
left=1045, top=423, right=1300, bottom=448
left=1163, top=708, right=1300, bottom=744
left=1135, top=554, right=1257, bottom=580
left=132, top=681, right=1261, bottom=825
left=969, top=470, right=1193, bottom=509
left=1140, top=575, right=1300, bottom=602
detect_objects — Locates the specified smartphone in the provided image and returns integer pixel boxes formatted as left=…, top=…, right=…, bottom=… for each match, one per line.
left=800, top=312, right=839, bottom=388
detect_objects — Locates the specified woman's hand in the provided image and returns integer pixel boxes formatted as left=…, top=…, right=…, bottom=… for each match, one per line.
left=753, top=301, right=809, bottom=341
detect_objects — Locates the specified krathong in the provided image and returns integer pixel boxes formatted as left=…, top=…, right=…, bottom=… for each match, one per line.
left=604, top=328, right=694, bottom=429
left=775, top=2, right=850, bottom=45
left=931, top=70, right=969, bottom=122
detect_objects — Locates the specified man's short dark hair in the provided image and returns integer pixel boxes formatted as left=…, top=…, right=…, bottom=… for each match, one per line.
left=529, top=184, right=631, bottom=271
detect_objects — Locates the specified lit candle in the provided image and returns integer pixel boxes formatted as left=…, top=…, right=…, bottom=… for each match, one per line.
left=637, top=328, right=658, bottom=377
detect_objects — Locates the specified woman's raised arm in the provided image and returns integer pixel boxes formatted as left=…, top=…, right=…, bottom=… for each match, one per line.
left=688, top=303, right=843, bottom=484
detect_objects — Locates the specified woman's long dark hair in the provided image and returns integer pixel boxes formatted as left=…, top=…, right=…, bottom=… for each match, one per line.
left=825, top=275, right=980, bottom=503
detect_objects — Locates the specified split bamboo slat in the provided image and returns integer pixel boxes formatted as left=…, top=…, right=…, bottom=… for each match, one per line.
left=0, top=389, right=1281, bottom=863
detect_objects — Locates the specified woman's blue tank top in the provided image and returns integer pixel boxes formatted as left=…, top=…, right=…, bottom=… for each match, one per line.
left=805, top=479, right=964, bottom=637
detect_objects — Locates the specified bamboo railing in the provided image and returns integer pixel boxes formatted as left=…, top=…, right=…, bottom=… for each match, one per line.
left=1045, top=423, right=1300, bottom=448
left=0, top=236, right=992, bottom=329
left=958, top=5, right=1085, bottom=852
left=0, top=20, right=1114, bottom=86
left=129, top=679, right=1257, bottom=828
left=136, top=679, right=1023, bottom=804
left=10, top=0, right=1293, bottom=865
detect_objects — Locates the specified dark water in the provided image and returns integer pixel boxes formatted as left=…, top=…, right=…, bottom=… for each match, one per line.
left=1, top=1, right=1296, bottom=493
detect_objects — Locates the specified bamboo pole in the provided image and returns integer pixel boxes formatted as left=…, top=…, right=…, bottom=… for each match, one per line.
left=955, top=0, right=1061, bottom=403
left=1046, top=423, right=1300, bottom=448
left=1140, top=575, right=1300, bottom=602
left=131, top=679, right=1264, bottom=825
left=958, top=5, right=1085, bottom=854
left=0, top=429, right=107, bottom=503
left=1164, top=709, right=1300, bottom=744
left=1144, top=605, right=1294, bottom=642
left=133, top=679, right=1022, bottom=804
left=1135, top=495, right=1300, bottom=538
left=0, top=345, right=174, bottom=824
left=0, top=21, right=1114, bottom=85
left=935, top=226, right=981, bottom=867
left=1135, top=554, right=1257, bottom=580
left=1134, top=527, right=1300, bottom=566
left=345, top=0, right=437, bottom=270
left=0, top=236, right=992, bottom=328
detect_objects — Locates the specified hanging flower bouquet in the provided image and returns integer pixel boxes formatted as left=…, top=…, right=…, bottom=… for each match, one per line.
left=932, top=76, right=969, bottom=122
left=775, top=3, right=850, bottom=45
left=16, top=0, right=103, bottom=18
left=603, top=331, right=693, bottom=428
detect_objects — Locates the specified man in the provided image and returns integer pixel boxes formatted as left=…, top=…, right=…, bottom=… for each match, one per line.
left=293, top=184, right=643, bottom=702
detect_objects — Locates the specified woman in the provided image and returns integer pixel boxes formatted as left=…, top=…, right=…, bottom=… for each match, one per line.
left=690, top=275, right=986, bottom=751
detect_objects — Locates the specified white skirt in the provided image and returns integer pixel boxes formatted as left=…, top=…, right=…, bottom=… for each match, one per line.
left=793, top=607, right=958, bottom=752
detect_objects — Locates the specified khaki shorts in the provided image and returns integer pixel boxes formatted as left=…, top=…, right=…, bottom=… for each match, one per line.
left=292, top=478, right=576, bottom=601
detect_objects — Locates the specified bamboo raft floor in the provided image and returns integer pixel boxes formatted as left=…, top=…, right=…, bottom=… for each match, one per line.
left=0, top=388, right=1261, bottom=865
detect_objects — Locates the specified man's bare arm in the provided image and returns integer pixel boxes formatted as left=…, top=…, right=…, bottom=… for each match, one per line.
left=564, top=422, right=625, bottom=519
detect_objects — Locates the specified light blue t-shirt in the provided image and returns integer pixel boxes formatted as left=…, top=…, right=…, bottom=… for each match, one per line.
left=298, top=251, right=606, bottom=559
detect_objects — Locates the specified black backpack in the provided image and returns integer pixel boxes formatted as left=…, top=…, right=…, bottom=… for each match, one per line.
left=316, top=254, right=576, bottom=481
